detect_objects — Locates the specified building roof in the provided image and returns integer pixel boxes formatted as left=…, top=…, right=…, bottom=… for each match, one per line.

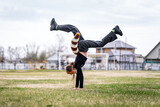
left=100, top=40, right=136, bottom=49
left=145, top=41, right=160, bottom=59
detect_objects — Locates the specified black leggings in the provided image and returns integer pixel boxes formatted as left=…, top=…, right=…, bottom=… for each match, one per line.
left=57, top=24, right=84, bottom=41
left=57, top=24, right=117, bottom=52
left=75, top=64, right=83, bottom=88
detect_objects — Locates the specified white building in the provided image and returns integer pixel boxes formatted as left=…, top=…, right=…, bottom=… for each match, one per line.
left=145, top=41, right=160, bottom=70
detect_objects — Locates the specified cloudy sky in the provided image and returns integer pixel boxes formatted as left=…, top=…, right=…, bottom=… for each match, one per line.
left=0, top=0, right=160, bottom=56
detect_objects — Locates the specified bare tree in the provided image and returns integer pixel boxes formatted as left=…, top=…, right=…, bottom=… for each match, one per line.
left=46, top=45, right=57, bottom=58
left=54, top=34, right=68, bottom=69
left=7, top=46, right=23, bottom=69
left=14, top=47, right=22, bottom=61
left=23, top=43, right=40, bottom=62
left=0, top=46, right=4, bottom=62
left=56, top=34, right=67, bottom=52
left=44, top=34, right=67, bottom=59
left=7, top=46, right=14, bottom=63
left=39, top=50, right=47, bottom=62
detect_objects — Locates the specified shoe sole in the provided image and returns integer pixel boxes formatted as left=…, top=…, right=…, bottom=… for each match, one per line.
left=115, top=26, right=123, bottom=36
left=50, top=18, right=55, bottom=25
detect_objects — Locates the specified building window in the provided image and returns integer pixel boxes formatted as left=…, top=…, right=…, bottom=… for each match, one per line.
left=99, top=48, right=104, bottom=53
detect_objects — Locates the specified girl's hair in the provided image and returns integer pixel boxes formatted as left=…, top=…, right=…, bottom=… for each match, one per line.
left=66, top=62, right=76, bottom=80
left=66, top=62, right=75, bottom=72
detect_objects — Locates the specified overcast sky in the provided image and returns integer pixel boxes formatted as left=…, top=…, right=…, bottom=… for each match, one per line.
left=0, top=0, right=160, bottom=56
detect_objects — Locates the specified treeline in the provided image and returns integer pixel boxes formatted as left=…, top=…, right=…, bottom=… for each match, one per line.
left=0, top=35, right=67, bottom=63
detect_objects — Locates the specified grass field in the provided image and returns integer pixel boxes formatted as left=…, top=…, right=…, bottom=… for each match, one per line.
left=0, top=70, right=160, bottom=107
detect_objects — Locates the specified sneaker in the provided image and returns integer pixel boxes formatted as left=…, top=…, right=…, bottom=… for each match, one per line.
left=50, top=18, right=58, bottom=31
left=113, top=25, right=123, bottom=36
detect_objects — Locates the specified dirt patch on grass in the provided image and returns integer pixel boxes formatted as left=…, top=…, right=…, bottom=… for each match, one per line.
left=86, top=79, right=121, bottom=85
left=0, top=76, right=69, bottom=80
left=85, top=72, right=160, bottom=78
left=8, top=83, right=73, bottom=88
left=0, top=81, right=7, bottom=85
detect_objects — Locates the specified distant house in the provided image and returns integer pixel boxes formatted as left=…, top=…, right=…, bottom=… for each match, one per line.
left=144, top=41, right=160, bottom=70
left=96, top=40, right=136, bottom=54
left=96, top=40, right=144, bottom=70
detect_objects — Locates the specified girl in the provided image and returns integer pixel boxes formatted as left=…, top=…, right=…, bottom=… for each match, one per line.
left=50, top=18, right=123, bottom=89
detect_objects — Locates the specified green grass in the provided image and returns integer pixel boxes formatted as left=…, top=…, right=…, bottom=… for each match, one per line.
left=0, top=70, right=160, bottom=107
